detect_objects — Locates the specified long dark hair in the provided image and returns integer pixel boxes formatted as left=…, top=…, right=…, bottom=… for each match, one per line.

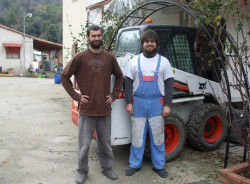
left=141, top=29, right=159, bottom=46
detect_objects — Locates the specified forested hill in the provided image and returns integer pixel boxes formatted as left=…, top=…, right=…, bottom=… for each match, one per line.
left=0, top=0, right=62, bottom=44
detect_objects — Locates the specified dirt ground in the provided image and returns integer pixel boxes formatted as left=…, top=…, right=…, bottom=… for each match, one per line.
left=0, top=77, right=246, bottom=184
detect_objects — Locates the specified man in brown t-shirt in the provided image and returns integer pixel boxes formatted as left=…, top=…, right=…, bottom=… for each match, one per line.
left=61, top=24, right=123, bottom=184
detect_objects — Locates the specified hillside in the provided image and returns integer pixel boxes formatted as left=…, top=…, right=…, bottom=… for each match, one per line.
left=0, top=0, right=62, bottom=43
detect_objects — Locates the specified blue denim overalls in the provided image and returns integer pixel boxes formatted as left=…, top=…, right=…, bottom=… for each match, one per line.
left=129, top=54, right=165, bottom=169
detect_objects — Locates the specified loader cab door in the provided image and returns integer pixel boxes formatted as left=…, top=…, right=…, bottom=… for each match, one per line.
left=155, top=28, right=198, bottom=75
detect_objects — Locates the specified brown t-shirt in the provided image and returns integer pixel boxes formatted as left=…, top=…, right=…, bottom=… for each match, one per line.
left=61, top=49, right=123, bottom=116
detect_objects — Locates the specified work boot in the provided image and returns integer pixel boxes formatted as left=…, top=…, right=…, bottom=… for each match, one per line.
left=75, top=172, right=87, bottom=184
left=101, top=169, right=118, bottom=180
left=125, top=167, right=141, bottom=176
left=152, top=168, right=169, bottom=178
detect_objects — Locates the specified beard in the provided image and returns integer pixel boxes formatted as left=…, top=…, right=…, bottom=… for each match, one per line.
left=89, top=40, right=102, bottom=49
left=143, top=47, right=157, bottom=56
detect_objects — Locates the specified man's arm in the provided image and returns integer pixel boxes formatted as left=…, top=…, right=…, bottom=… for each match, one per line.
left=125, top=77, right=133, bottom=104
left=162, top=77, right=174, bottom=117
left=125, top=76, right=134, bottom=114
left=164, top=77, right=174, bottom=106
left=110, top=57, right=124, bottom=101
left=60, top=56, right=82, bottom=103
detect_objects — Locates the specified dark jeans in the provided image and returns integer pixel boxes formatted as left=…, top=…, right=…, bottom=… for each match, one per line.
left=77, top=114, right=114, bottom=173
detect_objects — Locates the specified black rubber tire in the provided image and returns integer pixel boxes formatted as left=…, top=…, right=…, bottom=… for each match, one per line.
left=144, top=114, right=186, bottom=162
left=187, top=103, right=227, bottom=151
left=230, top=109, right=248, bottom=144
left=164, top=114, right=186, bottom=161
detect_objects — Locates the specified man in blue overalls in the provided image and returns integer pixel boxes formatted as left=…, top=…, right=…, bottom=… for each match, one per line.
left=124, top=30, right=174, bottom=178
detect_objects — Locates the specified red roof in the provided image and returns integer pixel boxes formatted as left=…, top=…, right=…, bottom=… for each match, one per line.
left=3, top=43, right=23, bottom=47
left=0, top=24, right=62, bottom=50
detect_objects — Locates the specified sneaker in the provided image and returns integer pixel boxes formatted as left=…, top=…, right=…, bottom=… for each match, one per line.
left=75, top=172, right=87, bottom=184
left=125, top=167, right=141, bottom=176
left=152, top=168, right=169, bottom=178
left=102, top=169, right=118, bottom=180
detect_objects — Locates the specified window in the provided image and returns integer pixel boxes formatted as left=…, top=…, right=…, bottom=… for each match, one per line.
left=115, top=29, right=140, bottom=55
left=3, top=43, right=22, bottom=59
left=88, top=8, right=102, bottom=24
left=6, top=47, right=21, bottom=59
left=169, top=34, right=194, bottom=73
left=156, top=29, right=196, bottom=74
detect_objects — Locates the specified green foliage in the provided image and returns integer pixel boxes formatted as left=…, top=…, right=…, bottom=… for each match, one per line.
left=46, top=24, right=61, bottom=43
left=26, top=16, right=43, bottom=37
left=189, top=0, right=225, bottom=27
left=5, top=3, right=19, bottom=28
left=0, top=0, right=62, bottom=43
left=68, top=22, right=89, bottom=53
left=186, top=0, right=249, bottom=65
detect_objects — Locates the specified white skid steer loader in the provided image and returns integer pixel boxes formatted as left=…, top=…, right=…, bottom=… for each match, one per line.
left=71, top=1, right=247, bottom=162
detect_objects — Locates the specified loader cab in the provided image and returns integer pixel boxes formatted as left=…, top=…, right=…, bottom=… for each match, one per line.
left=114, top=25, right=198, bottom=75
left=114, top=25, right=223, bottom=83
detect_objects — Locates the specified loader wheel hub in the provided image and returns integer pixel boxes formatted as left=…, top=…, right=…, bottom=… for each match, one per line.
left=164, top=123, right=180, bottom=154
left=203, top=115, right=223, bottom=143
left=205, top=123, right=212, bottom=132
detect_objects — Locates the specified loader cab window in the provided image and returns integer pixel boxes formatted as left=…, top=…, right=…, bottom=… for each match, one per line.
left=115, top=29, right=140, bottom=56
left=171, top=34, right=194, bottom=73
left=156, top=29, right=197, bottom=74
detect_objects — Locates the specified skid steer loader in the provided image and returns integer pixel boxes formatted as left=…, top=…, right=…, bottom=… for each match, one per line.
left=71, top=1, right=245, bottom=162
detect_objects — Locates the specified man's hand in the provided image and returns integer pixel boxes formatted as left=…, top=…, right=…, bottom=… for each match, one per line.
left=126, top=104, right=134, bottom=114
left=80, top=95, right=90, bottom=105
left=106, top=95, right=113, bottom=104
left=162, top=105, right=171, bottom=117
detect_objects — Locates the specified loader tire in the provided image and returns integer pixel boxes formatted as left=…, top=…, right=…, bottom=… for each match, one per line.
left=187, top=103, right=227, bottom=151
left=145, top=114, right=186, bottom=162
left=164, top=114, right=186, bottom=161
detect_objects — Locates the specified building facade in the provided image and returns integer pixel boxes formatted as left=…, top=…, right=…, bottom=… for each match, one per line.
left=0, top=24, right=33, bottom=75
left=0, top=24, right=63, bottom=76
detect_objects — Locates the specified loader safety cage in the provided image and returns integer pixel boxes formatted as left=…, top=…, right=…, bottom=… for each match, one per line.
left=107, top=0, right=249, bottom=168
left=115, top=25, right=198, bottom=75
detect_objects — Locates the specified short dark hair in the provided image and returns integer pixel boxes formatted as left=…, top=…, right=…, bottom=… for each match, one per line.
left=86, top=24, right=103, bottom=36
left=141, top=29, right=159, bottom=46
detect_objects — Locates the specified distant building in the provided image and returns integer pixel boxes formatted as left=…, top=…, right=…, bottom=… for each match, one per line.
left=0, top=24, right=63, bottom=76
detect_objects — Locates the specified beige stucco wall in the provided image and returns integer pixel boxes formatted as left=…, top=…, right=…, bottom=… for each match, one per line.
left=224, top=4, right=250, bottom=101
left=0, top=27, right=33, bottom=75
left=62, top=0, right=87, bottom=65
left=62, top=0, right=249, bottom=65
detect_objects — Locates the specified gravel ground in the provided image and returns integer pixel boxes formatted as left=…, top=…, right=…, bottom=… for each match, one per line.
left=0, top=77, right=246, bottom=184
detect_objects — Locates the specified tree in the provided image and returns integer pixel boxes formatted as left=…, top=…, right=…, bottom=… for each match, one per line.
left=0, top=0, right=10, bottom=9
left=5, top=3, right=19, bottom=27
left=0, top=0, right=62, bottom=43
left=40, top=24, right=62, bottom=43
left=183, top=0, right=250, bottom=152
left=27, top=17, right=44, bottom=37
left=47, top=24, right=61, bottom=43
